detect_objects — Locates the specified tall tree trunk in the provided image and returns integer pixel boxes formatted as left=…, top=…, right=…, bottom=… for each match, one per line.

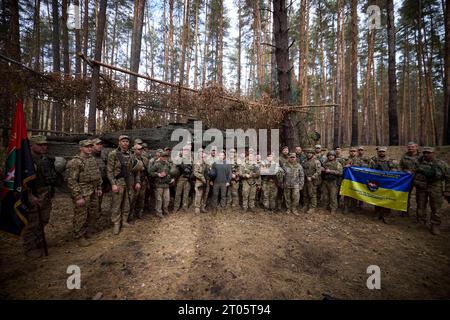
left=444, top=0, right=450, bottom=144
left=387, top=0, right=399, bottom=145
left=273, top=0, right=294, bottom=149
left=52, top=0, right=62, bottom=131
left=217, top=1, right=224, bottom=86
left=169, top=0, right=175, bottom=86
left=88, top=0, right=107, bottom=134
left=193, top=0, right=200, bottom=89
left=202, top=0, right=210, bottom=89
left=126, top=0, right=146, bottom=129
left=62, top=0, right=71, bottom=132
left=350, top=0, right=358, bottom=146
left=179, top=0, right=190, bottom=85
left=82, top=0, right=89, bottom=77
left=32, top=0, right=41, bottom=130
left=236, top=0, right=242, bottom=95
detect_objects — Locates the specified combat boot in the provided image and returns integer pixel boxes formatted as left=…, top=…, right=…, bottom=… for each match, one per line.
left=25, top=249, right=42, bottom=258
left=292, top=210, right=300, bottom=216
left=122, top=221, right=134, bottom=228
left=136, top=211, right=143, bottom=219
left=431, top=224, right=440, bottom=236
left=113, top=223, right=121, bottom=235
left=330, top=209, right=337, bottom=215
left=195, top=208, right=200, bottom=214
left=77, top=237, right=92, bottom=247
left=201, top=207, right=208, bottom=213
left=156, top=212, right=164, bottom=218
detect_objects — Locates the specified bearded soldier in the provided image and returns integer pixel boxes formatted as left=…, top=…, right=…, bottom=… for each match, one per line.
left=67, top=140, right=102, bottom=247
left=107, top=135, right=141, bottom=235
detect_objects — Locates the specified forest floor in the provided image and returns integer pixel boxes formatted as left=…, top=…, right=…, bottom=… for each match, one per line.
left=1, top=190, right=450, bottom=300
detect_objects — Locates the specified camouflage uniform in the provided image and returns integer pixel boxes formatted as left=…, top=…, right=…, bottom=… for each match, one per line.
left=400, top=151, right=420, bottom=215
left=173, top=155, right=193, bottom=211
left=414, top=155, right=450, bottom=226
left=321, top=158, right=343, bottom=211
left=131, top=154, right=149, bottom=218
left=107, top=148, right=141, bottom=227
left=92, top=151, right=106, bottom=212
left=260, top=161, right=282, bottom=211
left=240, top=161, right=260, bottom=211
left=148, top=158, right=173, bottom=216
left=23, top=151, right=56, bottom=253
left=302, top=155, right=322, bottom=212
left=193, top=160, right=208, bottom=213
left=281, top=159, right=305, bottom=214
left=67, top=154, right=102, bottom=239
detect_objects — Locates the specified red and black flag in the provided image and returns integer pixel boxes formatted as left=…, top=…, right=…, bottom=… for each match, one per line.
left=0, top=100, right=36, bottom=236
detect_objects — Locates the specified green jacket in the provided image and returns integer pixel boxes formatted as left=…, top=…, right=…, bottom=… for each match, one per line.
left=148, top=159, right=173, bottom=188
left=414, top=156, right=450, bottom=191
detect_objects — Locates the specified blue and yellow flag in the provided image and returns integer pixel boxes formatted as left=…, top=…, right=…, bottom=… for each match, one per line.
left=340, top=167, right=413, bottom=211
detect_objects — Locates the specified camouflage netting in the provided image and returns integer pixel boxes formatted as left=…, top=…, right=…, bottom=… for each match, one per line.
left=1, top=60, right=285, bottom=133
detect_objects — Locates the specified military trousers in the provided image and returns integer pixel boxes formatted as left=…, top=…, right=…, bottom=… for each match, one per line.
left=23, top=189, right=52, bottom=252
left=174, top=177, right=191, bottom=210
left=155, top=186, right=170, bottom=215
left=284, top=187, right=300, bottom=212
left=227, top=180, right=240, bottom=207
left=111, top=184, right=131, bottom=225
left=241, top=180, right=257, bottom=209
left=416, top=185, right=443, bottom=225
left=304, top=180, right=318, bottom=209
left=262, top=180, right=278, bottom=210
left=322, top=180, right=339, bottom=210
left=73, top=191, right=99, bottom=239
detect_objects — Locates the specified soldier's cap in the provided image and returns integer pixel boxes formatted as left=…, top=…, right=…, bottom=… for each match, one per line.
left=408, top=141, right=417, bottom=146
left=161, top=151, right=170, bottom=157
left=378, top=146, right=387, bottom=152
left=288, top=153, right=296, bottom=158
left=142, top=143, right=148, bottom=148
left=118, top=135, right=130, bottom=141
left=350, top=147, right=357, bottom=151
left=357, top=146, right=365, bottom=150
left=133, top=144, right=143, bottom=150
left=30, top=135, right=47, bottom=145
left=164, top=147, right=172, bottom=151
left=422, top=146, right=434, bottom=153
left=156, top=149, right=164, bottom=153
left=281, top=146, right=289, bottom=151
left=79, top=139, right=94, bottom=147
left=92, top=138, right=102, bottom=145
left=315, top=144, right=322, bottom=149
left=305, top=148, right=314, bottom=153
left=134, top=138, right=143, bottom=145
left=327, top=151, right=336, bottom=156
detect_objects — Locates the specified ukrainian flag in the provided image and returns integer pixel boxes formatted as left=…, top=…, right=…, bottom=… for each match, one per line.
left=340, top=167, right=413, bottom=211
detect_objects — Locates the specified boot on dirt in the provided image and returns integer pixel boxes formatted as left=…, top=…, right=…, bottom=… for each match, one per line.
left=113, top=223, right=121, bottom=235
left=136, top=211, right=143, bottom=219
left=77, top=237, right=92, bottom=247
left=25, top=248, right=42, bottom=258
left=122, top=221, right=134, bottom=228
left=194, top=208, right=200, bottom=214
left=156, top=212, right=164, bottom=218
left=330, top=209, right=337, bottom=215
left=292, top=210, right=300, bottom=216
left=201, top=207, right=208, bottom=213
left=430, top=224, right=440, bottom=235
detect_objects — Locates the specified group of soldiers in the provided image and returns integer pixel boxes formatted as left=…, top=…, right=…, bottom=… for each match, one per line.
left=23, top=135, right=450, bottom=258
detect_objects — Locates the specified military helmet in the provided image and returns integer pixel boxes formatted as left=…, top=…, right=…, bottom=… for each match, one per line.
left=91, top=138, right=102, bottom=145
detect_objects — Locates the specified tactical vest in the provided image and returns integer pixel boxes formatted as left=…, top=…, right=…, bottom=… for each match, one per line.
left=33, top=154, right=57, bottom=188
left=73, top=155, right=101, bottom=184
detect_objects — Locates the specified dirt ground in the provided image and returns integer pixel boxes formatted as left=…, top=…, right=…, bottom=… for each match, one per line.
left=1, top=190, right=450, bottom=300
